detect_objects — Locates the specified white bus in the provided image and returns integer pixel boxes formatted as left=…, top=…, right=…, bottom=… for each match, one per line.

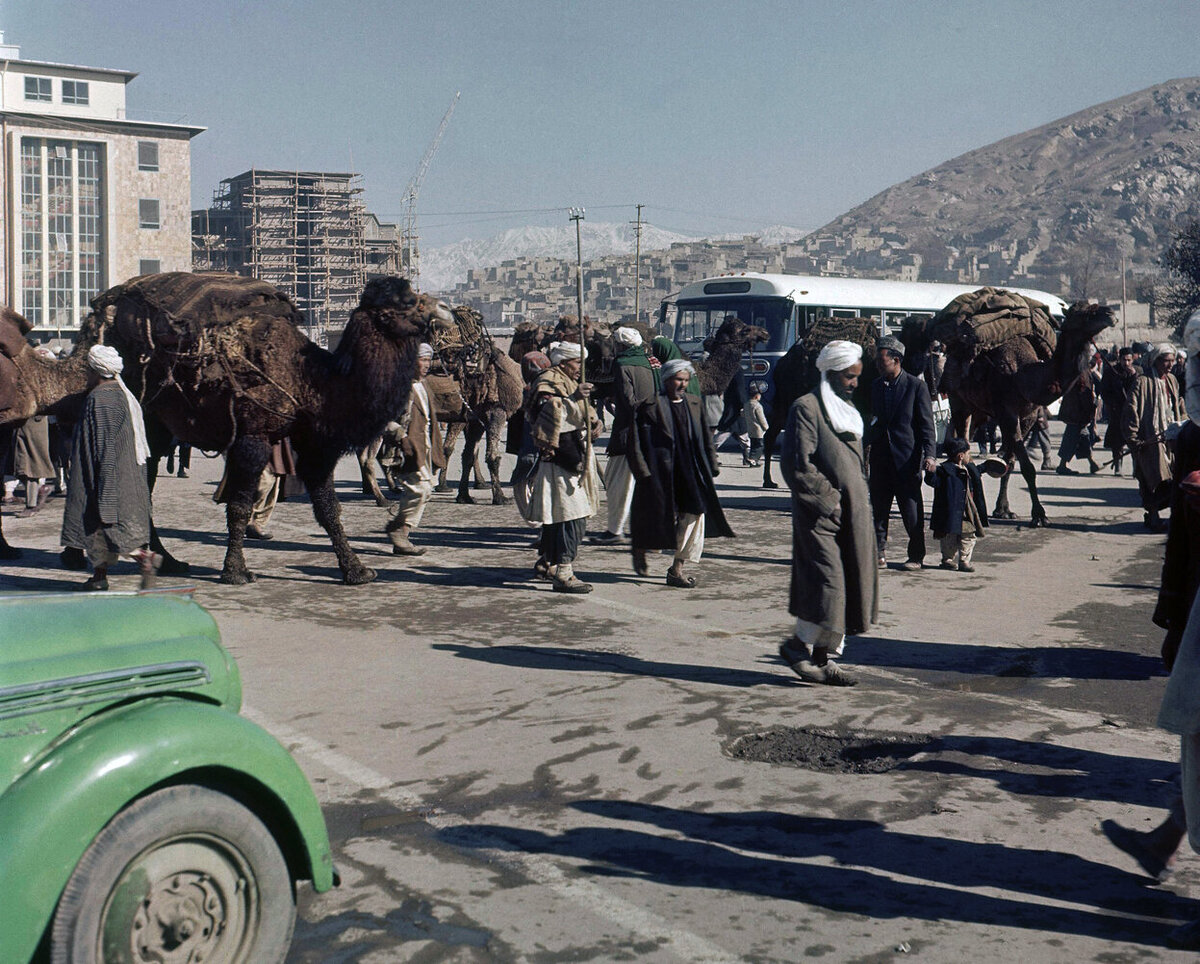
left=660, top=272, right=1067, bottom=396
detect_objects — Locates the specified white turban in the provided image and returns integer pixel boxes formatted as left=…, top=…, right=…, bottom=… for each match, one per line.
left=613, top=326, right=643, bottom=347
left=86, top=344, right=151, bottom=464
left=660, top=358, right=694, bottom=381
left=418, top=343, right=434, bottom=359
left=548, top=341, right=585, bottom=365
left=87, top=344, right=124, bottom=377
left=815, top=340, right=863, bottom=373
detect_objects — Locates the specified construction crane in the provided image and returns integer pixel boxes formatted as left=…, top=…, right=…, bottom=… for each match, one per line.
left=401, top=91, right=459, bottom=289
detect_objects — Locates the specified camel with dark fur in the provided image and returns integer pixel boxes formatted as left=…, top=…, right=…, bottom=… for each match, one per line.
left=903, top=298, right=1114, bottom=525
left=88, top=272, right=451, bottom=584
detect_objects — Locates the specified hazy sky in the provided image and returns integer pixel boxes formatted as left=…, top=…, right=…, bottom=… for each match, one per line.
left=14, top=0, right=1200, bottom=246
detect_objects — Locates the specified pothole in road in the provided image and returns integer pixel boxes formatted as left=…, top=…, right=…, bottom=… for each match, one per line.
left=727, top=726, right=934, bottom=773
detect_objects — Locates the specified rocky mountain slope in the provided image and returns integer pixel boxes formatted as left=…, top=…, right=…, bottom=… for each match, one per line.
left=815, top=77, right=1200, bottom=295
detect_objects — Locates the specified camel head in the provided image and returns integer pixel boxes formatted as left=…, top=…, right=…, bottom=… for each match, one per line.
left=703, top=315, right=769, bottom=353
left=358, top=276, right=452, bottom=340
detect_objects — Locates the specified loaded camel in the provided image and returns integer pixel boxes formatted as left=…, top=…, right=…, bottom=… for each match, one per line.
left=917, top=295, right=1114, bottom=526
left=87, top=272, right=451, bottom=584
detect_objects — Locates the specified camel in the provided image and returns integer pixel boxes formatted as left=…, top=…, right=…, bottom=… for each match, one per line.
left=759, top=316, right=879, bottom=488
left=86, top=272, right=451, bottom=584
left=903, top=296, right=1114, bottom=526
left=0, top=307, right=94, bottom=559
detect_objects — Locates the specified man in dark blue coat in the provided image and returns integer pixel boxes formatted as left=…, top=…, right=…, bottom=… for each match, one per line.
left=866, top=335, right=937, bottom=571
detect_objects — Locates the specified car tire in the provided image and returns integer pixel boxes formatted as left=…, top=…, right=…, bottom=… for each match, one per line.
left=50, top=784, right=296, bottom=964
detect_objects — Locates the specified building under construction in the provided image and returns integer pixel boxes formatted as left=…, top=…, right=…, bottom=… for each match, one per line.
left=192, top=170, right=369, bottom=344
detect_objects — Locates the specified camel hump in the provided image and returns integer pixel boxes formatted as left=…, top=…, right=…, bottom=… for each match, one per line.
left=93, top=272, right=302, bottom=352
left=931, top=287, right=1056, bottom=363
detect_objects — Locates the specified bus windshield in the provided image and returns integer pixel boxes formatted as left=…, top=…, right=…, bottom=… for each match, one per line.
left=673, top=297, right=793, bottom=354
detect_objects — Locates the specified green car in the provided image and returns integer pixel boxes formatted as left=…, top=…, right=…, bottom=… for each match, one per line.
left=0, top=589, right=336, bottom=964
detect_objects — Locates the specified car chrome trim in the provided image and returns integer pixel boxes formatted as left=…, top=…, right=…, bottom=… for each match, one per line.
left=0, top=661, right=212, bottom=720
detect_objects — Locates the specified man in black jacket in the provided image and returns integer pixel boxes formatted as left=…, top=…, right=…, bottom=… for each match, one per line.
left=866, top=335, right=937, bottom=571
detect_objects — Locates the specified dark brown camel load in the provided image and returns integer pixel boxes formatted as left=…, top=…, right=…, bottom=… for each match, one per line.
left=931, top=287, right=1057, bottom=394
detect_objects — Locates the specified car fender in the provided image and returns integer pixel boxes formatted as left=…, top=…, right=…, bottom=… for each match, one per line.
left=0, top=697, right=334, bottom=963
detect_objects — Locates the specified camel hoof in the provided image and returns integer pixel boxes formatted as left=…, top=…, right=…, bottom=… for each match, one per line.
left=218, top=568, right=256, bottom=585
left=492, top=494, right=512, bottom=506
left=343, top=566, right=377, bottom=585
left=456, top=493, right=476, bottom=505
left=61, top=546, right=88, bottom=570
left=991, top=510, right=1017, bottom=521
left=1030, top=513, right=1049, bottom=528
left=762, top=480, right=780, bottom=490
left=158, top=555, right=191, bottom=576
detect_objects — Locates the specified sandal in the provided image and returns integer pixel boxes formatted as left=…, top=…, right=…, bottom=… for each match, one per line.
left=665, top=571, right=696, bottom=588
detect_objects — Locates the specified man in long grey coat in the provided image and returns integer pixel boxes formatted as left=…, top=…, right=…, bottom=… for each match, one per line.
left=61, top=345, right=153, bottom=591
left=778, top=340, right=878, bottom=686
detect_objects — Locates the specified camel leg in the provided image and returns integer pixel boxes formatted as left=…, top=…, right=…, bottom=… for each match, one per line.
left=435, top=422, right=462, bottom=493
left=143, top=438, right=191, bottom=575
left=486, top=409, right=511, bottom=505
left=218, top=436, right=271, bottom=585
left=1001, top=422, right=1047, bottom=527
left=357, top=438, right=391, bottom=508
left=456, top=419, right=483, bottom=504
left=296, top=447, right=376, bottom=586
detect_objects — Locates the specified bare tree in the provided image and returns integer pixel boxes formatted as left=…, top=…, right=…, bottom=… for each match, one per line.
left=1160, top=220, right=1200, bottom=336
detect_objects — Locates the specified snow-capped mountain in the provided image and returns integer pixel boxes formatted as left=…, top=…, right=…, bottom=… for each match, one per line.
left=419, top=222, right=808, bottom=293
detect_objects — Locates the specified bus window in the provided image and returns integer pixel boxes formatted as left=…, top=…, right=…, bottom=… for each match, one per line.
left=830, top=309, right=859, bottom=319
left=675, top=307, right=711, bottom=351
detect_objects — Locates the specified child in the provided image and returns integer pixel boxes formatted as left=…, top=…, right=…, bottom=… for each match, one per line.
left=926, top=437, right=988, bottom=572
left=745, top=381, right=769, bottom=466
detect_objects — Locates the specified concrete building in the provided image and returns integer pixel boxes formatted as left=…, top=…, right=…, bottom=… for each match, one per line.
left=192, top=170, right=367, bottom=345
left=1, top=35, right=203, bottom=344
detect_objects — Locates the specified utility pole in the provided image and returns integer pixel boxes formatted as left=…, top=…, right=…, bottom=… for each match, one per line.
left=569, top=206, right=589, bottom=463
left=632, top=203, right=644, bottom=326
left=1121, top=255, right=1128, bottom=346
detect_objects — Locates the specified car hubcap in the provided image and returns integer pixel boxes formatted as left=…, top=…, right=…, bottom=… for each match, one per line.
left=102, top=835, right=259, bottom=964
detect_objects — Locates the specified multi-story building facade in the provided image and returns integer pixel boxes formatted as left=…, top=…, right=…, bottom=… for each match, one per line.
left=192, top=170, right=368, bottom=345
left=0, top=35, right=203, bottom=345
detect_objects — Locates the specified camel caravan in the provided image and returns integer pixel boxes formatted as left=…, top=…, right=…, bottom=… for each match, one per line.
left=0, top=269, right=1110, bottom=584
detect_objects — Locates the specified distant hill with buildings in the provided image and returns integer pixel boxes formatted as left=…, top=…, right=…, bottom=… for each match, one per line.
left=448, top=77, right=1200, bottom=329
left=813, top=76, right=1200, bottom=303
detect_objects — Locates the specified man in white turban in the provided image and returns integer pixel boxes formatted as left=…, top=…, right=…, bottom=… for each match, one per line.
left=1123, top=341, right=1184, bottom=530
left=524, top=341, right=600, bottom=592
left=61, top=344, right=155, bottom=590
left=778, top=340, right=877, bottom=686
left=382, top=342, right=445, bottom=555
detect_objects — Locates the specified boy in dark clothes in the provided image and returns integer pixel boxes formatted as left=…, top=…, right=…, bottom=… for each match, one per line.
left=926, top=437, right=988, bottom=573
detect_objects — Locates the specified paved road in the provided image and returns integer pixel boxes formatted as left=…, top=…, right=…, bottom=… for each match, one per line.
left=3, top=443, right=1196, bottom=963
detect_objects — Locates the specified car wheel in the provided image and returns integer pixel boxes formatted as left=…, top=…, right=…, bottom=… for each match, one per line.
left=50, top=784, right=296, bottom=964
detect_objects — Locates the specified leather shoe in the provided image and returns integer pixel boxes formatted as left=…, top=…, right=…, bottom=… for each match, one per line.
left=81, top=575, right=109, bottom=591
left=665, top=571, right=696, bottom=588
left=631, top=549, right=649, bottom=577
left=958, top=563, right=976, bottom=573
left=1056, top=464, right=1077, bottom=475
left=392, top=543, right=427, bottom=556
left=552, top=577, right=593, bottom=594
left=245, top=525, right=273, bottom=540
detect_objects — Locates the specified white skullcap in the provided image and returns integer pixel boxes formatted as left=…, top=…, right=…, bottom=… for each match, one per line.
left=418, top=343, right=434, bottom=359
left=1150, top=342, right=1177, bottom=366
left=613, top=326, right=643, bottom=347
left=87, top=344, right=124, bottom=377
left=816, top=340, right=863, bottom=373
left=548, top=341, right=585, bottom=364
left=660, top=358, right=695, bottom=380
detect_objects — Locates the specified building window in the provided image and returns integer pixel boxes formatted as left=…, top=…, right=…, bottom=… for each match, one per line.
left=139, top=199, right=160, bottom=230
left=137, top=141, right=159, bottom=172
left=19, top=138, right=106, bottom=334
left=61, top=80, right=89, bottom=105
left=24, top=76, right=51, bottom=102
left=138, top=259, right=161, bottom=276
